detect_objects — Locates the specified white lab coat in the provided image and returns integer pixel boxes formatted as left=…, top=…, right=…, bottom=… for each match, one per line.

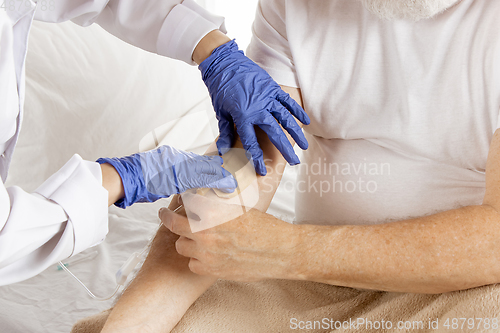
left=0, top=0, right=225, bottom=286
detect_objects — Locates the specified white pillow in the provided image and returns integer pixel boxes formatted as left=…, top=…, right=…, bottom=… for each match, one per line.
left=7, top=20, right=215, bottom=191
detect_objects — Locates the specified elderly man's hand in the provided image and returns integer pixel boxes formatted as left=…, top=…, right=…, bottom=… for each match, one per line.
left=159, top=207, right=300, bottom=282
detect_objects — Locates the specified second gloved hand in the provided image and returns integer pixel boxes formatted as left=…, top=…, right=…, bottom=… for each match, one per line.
left=97, top=146, right=237, bottom=208
left=199, top=40, right=311, bottom=176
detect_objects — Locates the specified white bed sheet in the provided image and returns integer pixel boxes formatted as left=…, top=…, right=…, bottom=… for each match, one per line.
left=0, top=20, right=297, bottom=332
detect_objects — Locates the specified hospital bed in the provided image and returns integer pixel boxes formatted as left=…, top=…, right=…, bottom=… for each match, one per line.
left=0, top=20, right=296, bottom=332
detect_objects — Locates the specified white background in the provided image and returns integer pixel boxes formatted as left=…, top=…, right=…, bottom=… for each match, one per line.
left=196, top=0, right=259, bottom=50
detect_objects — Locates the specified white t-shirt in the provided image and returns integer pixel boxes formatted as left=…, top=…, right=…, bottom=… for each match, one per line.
left=247, top=0, right=500, bottom=225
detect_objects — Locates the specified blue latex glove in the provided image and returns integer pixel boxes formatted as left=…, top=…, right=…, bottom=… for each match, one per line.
left=97, top=145, right=237, bottom=208
left=199, top=40, right=311, bottom=176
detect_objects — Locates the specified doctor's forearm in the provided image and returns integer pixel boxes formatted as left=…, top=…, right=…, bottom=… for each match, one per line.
left=192, top=30, right=231, bottom=64
left=292, top=204, right=500, bottom=294
left=100, top=163, right=125, bottom=206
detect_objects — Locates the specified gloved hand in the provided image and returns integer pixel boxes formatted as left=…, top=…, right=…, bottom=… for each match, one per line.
left=199, top=40, right=311, bottom=176
left=97, top=145, right=237, bottom=208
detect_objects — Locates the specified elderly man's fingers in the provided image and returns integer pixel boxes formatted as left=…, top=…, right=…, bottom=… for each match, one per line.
left=188, top=258, right=209, bottom=276
left=159, top=208, right=193, bottom=237
left=166, top=194, right=183, bottom=212
left=175, top=236, right=198, bottom=259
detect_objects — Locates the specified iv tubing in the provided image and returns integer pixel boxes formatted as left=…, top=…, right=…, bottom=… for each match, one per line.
left=58, top=261, right=120, bottom=301
left=58, top=204, right=183, bottom=301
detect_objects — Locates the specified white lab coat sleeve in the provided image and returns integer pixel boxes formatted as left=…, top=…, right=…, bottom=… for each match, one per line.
left=34, top=0, right=226, bottom=64
left=0, top=155, right=108, bottom=285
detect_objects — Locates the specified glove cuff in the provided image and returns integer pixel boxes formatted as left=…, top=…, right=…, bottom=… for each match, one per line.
left=97, top=157, right=138, bottom=208
left=98, top=154, right=168, bottom=208
left=199, top=39, right=243, bottom=80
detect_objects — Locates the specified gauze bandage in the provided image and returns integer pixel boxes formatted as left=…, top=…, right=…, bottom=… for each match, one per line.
left=182, top=148, right=260, bottom=232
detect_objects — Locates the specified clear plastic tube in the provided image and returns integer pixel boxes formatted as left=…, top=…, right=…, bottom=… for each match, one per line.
left=56, top=250, right=98, bottom=271
left=59, top=204, right=183, bottom=301
left=58, top=261, right=120, bottom=301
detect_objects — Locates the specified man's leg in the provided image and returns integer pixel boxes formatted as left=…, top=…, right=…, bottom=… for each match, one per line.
left=100, top=203, right=217, bottom=332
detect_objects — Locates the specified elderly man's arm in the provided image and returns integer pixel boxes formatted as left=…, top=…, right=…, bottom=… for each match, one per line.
left=100, top=86, right=302, bottom=332
left=291, top=131, right=500, bottom=293
left=163, top=87, right=500, bottom=295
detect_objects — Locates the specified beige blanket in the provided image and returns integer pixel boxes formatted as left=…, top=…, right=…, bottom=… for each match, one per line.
left=71, top=280, right=500, bottom=332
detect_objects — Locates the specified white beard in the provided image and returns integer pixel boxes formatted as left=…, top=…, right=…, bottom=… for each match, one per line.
left=359, top=0, right=461, bottom=21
